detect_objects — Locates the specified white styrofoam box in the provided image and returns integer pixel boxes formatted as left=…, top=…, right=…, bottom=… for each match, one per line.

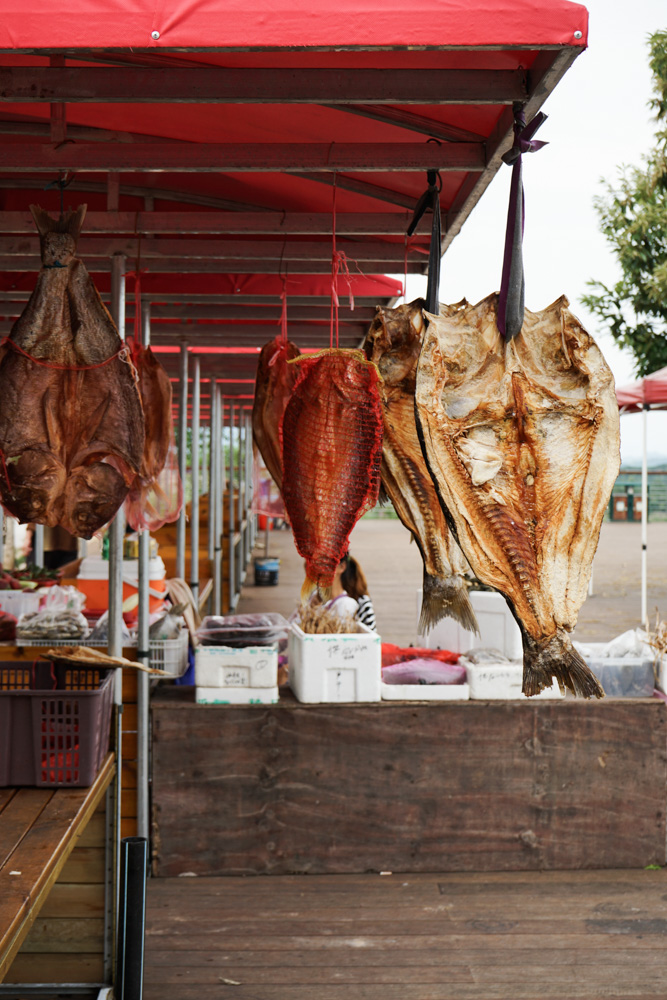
left=381, top=682, right=470, bottom=701
left=196, top=686, right=279, bottom=705
left=417, top=588, right=522, bottom=660
left=288, top=622, right=381, bottom=703
left=195, top=645, right=278, bottom=688
left=78, top=555, right=166, bottom=581
left=463, top=661, right=563, bottom=700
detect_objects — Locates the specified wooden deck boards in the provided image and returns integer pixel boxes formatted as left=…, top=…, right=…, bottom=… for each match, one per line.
left=144, top=869, right=667, bottom=998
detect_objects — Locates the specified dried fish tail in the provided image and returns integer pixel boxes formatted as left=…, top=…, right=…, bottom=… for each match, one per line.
left=522, top=629, right=605, bottom=699
left=419, top=571, right=479, bottom=636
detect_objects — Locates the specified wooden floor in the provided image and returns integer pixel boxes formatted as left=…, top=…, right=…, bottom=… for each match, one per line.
left=144, top=869, right=667, bottom=998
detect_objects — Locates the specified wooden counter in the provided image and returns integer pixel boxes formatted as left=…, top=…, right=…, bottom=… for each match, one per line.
left=0, top=752, right=115, bottom=983
left=150, top=691, right=667, bottom=877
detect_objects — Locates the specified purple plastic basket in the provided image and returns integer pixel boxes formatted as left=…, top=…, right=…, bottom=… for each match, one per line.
left=0, top=660, right=115, bottom=788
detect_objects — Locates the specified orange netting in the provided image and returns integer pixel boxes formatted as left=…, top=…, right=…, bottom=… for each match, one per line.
left=281, top=349, right=383, bottom=596
left=123, top=338, right=183, bottom=532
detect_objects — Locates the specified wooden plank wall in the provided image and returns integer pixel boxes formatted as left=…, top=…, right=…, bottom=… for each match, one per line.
left=151, top=697, right=667, bottom=877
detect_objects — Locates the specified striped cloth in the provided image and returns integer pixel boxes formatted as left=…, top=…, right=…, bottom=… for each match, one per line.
left=355, top=594, right=377, bottom=632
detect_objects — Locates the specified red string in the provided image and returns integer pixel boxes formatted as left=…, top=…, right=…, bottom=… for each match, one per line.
left=330, top=178, right=357, bottom=350
left=0, top=337, right=127, bottom=371
left=125, top=265, right=148, bottom=343
left=279, top=276, right=288, bottom=346
left=0, top=449, right=11, bottom=492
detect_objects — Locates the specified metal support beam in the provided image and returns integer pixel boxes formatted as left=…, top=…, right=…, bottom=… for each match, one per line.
left=0, top=142, right=485, bottom=173
left=190, top=356, right=201, bottom=602
left=0, top=236, right=429, bottom=262
left=228, top=400, right=235, bottom=610
left=0, top=210, right=418, bottom=236
left=212, top=387, right=223, bottom=616
left=32, top=524, right=44, bottom=568
left=0, top=67, right=526, bottom=105
left=176, top=341, right=188, bottom=581
left=136, top=298, right=151, bottom=843
left=0, top=255, right=425, bottom=275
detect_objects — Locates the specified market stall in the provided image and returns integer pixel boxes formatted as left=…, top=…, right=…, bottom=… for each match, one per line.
left=1, top=0, right=660, bottom=996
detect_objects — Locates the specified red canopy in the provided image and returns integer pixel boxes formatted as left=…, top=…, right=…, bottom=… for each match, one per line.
left=0, top=0, right=588, bottom=50
left=0, top=0, right=589, bottom=395
left=617, top=367, right=667, bottom=413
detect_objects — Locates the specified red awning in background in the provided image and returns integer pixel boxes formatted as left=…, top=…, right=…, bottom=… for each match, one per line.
left=617, top=367, right=667, bottom=412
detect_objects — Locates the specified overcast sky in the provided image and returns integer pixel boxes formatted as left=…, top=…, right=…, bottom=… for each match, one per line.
left=396, top=0, right=666, bottom=466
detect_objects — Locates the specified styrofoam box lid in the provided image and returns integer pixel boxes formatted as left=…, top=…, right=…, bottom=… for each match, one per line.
left=78, top=555, right=166, bottom=581
left=290, top=621, right=378, bottom=642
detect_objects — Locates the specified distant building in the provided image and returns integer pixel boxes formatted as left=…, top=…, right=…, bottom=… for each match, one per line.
left=609, top=468, right=667, bottom=521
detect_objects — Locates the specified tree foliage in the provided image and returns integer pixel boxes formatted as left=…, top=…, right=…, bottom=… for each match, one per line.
left=583, top=31, right=667, bottom=377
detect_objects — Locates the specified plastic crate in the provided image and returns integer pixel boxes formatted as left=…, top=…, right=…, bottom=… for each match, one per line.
left=149, top=630, right=190, bottom=678
left=0, top=660, right=115, bottom=788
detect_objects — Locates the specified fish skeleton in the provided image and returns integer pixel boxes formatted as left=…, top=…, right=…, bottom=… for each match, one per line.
left=415, top=293, right=620, bottom=698
left=363, top=299, right=478, bottom=634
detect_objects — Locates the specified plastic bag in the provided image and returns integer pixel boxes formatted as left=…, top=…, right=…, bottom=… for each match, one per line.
left=17, top=609, right=89, bottom=640
left=382, top=659, right=467, bottom=685
left=197, top=612, right=289, bottom=648
left=381, top=643, right=459, bottom=668
left=39, top=584, right=87, bottom=614
left=87, top=610, right=133, bottom=644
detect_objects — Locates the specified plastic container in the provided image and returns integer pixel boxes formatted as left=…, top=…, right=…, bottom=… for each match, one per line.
left=150, top=631, right=190, bottom=678
left=288, top=622, right=381, bottom=703
left=197, top=613, right=288, bottom=648
left=75, top=556, right=167, bottom=616
left=417, top=589, right=522, bottom=660
left=254, top=557, right=280, bottom=586
left=0, top=660, right=115, bottom=787
left=0, top=589, right=43, bottom=620
left=582, top=657, right=655, bottom=698
left=195, top=644, right=278, bottom=688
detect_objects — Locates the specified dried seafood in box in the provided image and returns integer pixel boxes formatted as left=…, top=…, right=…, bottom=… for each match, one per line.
left=0, top=205, right=144, bottom=538
left=415, top=293, right=620, bottom=698
left=281, top=349, right=383, bottom=598
left=17, top=609, right=89, bottom=641
left=363, top=299, right=478, bottom=635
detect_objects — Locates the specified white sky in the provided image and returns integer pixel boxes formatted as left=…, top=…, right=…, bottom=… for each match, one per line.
left=392, top=0, right=667, bottom=466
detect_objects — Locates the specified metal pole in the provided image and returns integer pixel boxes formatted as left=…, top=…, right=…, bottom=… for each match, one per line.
left=109, top=251, right=126, bottom=969
left=244, top=413, right=252, bottom=565
left=212, top=387, right=223, bottom=616
left=207, top=379, right=216, bottom=565
left=33, top=523, right=44, bottom=567
left=190, top=357, right=201, bottom=602
left=176, top=340, right=188, bottom=581
left=641, top=403, right=649, bottom=629
left=228, top=400, right=236, bottom=608
left=237, top=409, right=244, bottom=585
left=115, top=837, right=148, bottom=1000
left=136, top=298, right=151, bottom=842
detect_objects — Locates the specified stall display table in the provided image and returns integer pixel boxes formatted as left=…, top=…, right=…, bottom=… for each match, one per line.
left=0, top=753, right=115, bottom=982
left=150, top=690, right=667, bottom=877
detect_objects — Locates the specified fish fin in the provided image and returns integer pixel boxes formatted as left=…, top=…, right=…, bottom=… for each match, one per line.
left=419, top=571, right=480, bottom=635
left=30, top=204, right=58, bottom=237
left=522, top=630, right=605, bottom=699
left=301, top=576, right=317, bottom=604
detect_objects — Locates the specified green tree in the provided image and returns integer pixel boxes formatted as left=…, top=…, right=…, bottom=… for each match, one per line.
left=583, top=30, right=667, bottom=377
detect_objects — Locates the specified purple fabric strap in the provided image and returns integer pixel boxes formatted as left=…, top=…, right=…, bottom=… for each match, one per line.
left=498, top=105, right=548, bottom=341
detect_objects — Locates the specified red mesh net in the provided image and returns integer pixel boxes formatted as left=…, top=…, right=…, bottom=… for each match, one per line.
left=123, top=338, right=183, bottom=532
left=281, top=349, right=383, bottom=594
left=251, top=334, right=300, bottom=493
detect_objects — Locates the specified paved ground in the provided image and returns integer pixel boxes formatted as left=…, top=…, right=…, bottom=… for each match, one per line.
left=237, top=517, right=667, bottom=646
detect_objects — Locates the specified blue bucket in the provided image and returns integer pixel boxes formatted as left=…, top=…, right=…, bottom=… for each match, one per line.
left=254, top=557, right=280, bottom=586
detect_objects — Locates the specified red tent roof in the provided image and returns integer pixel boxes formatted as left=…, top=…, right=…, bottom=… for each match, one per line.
left=0, top=0, right=588, bottom=393
left=0, top=0, right=588, bottom=50
left=617, top=368, right=667, bottom=413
